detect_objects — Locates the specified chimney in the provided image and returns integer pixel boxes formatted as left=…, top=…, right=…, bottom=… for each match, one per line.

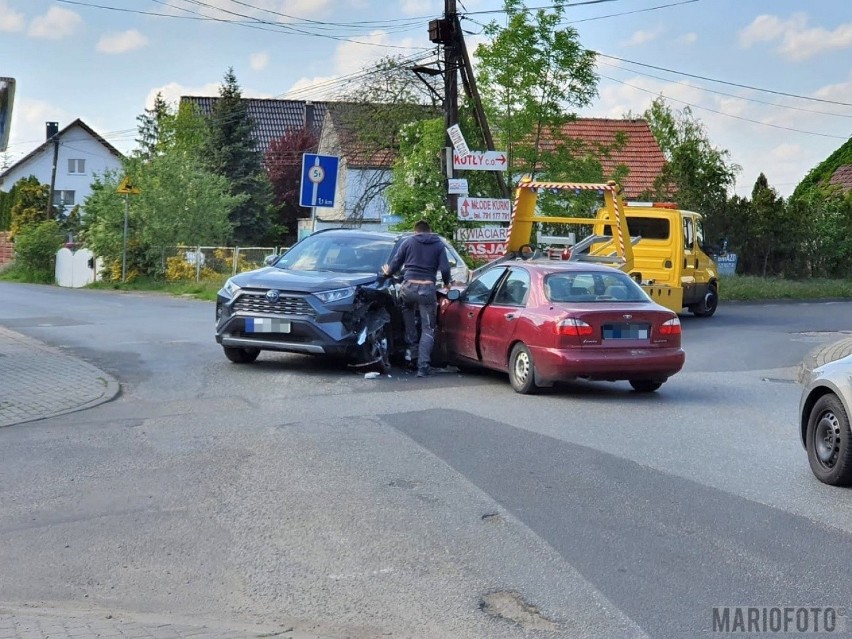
left=304, top=102, right=314, bottom=132
left=46, top=121, right=59, bottom=140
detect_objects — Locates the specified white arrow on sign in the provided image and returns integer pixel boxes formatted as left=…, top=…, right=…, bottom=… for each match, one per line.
left=453, top=150, right=508, bottom=171
left=457, top=197, right=512, bottom=222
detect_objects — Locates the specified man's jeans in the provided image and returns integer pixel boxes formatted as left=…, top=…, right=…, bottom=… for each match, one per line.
left=400, top=281, right=438, bottom=368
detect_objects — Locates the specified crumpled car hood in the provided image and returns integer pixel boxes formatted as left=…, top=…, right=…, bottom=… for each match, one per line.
left=229, top=267, right=379, bottom=293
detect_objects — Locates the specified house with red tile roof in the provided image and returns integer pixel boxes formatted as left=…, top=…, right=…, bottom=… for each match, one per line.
left=181, top=96, right=668, bottom=231
left=539, top=118, right=667, bottom=199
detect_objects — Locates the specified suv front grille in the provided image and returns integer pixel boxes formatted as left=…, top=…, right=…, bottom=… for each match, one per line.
left=233, top=290, right=315, bottom=317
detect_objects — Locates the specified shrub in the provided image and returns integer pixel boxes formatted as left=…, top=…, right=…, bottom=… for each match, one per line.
left=13, top=220, right=63, bottom=283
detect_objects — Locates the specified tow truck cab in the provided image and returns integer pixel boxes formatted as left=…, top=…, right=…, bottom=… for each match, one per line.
left=594, top=202, right=719, bottom=317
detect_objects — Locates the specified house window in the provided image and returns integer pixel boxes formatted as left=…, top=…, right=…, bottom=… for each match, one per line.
left=68, top=159, right=86, bottom=174
left=52, top=190, right=76, bottom=206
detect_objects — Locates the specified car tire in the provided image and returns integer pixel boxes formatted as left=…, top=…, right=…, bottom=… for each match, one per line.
left=806, top=393, right=852, bottom=486
left=223, top=346, right=260, bottom=364
left=629, top=379, right=663, bottom=393
left=509, top=343, right=538, bottom=394
left=690, top=283, right=718, bottom=317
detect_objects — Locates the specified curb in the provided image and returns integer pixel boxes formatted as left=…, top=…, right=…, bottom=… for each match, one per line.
left=0, top=327, right=121, bottom=427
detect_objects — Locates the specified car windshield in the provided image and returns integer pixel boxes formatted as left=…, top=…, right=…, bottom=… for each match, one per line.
left=544, top=270, right=650, bottom=302
left=274, top=235, right=396, bottom=274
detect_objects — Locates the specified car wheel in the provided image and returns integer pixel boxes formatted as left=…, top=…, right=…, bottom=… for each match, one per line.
left=629, top=379, right=663, bottom=393
left=690, top=283, right=718, bottom=317
left=509, top=343, right=538, bottom=394
left=223, top=346, right=260, bottom=364
left=806, top=393, right=852, bottom=486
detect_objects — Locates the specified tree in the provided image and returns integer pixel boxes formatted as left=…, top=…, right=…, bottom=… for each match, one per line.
left=474, top=0, right=599, bottom=185
left=386, top=118, right=455, bottom=239
left=746, top=173, right=788, bottom=277
left=643, top=97, right=739, bottom=239
left=9, top=176, right=51, bottom=238
left=82, top=100, right=241, bottom=278
left=331, top=56, right=442, bottom=227
left=265, top=126, right=317, bottom=244
left=134, top=92, right=170, bottom=160
left=202, top=68, right=275, bottom=244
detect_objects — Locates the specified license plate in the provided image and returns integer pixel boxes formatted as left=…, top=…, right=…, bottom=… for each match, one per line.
left=245, top=318, right=291, bottom=333
left=603, top=323, right=649, bottom=340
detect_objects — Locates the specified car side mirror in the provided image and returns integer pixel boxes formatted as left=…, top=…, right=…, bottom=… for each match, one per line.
left=264, top=254, right=278, bottom=266
left=447, top=289, right=461, bottom=301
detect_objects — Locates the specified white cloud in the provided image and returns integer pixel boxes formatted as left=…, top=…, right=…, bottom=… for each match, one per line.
left=739, top=13, right=795, bottom=46
left=676, top=32, right=697, bottom=46
left=283, top=75, right=340, bottom=101
left=739, top=13, right=852, bottom=61
left=0, top=0, right=25, bottom=32
left=145, top=81, right=272, bottom=110
left=173, top=0, right=330, bottom=20
left=812, top=74, right=852, bottom=106
left=400, top=0, right=441, bottom=15
left=282, top=31, right=421, bottom=100
left=4, top=98, right=70, bottom=161
left=770, top=143, right=801, bottom=162
left=250, top=52, right=270, bottom=72
left=333, top=31, right=418, bottom=75
left=97, top=29, right=148, bottom=54
left=28, top=6, right=82, bottom=39
left=622, top=27, right=665, bottom=47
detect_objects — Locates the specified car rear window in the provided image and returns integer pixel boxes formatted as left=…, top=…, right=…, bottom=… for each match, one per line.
left=544, top=271, right=649, bottom=302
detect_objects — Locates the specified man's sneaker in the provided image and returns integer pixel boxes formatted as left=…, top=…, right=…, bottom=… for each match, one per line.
left=416, top=366, right=431, bottom=378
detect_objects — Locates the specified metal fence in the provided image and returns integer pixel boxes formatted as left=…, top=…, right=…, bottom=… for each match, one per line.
left=160, top=245, right=289, bottom=282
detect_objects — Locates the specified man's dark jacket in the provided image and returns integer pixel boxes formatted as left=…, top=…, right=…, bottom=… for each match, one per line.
left=387, top=233, right=451, bottom=286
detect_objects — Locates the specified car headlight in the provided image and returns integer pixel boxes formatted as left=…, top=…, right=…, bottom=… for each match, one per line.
left=222, top=278, right=241, bottom=298
left=314, top=286, right=355, bottom=303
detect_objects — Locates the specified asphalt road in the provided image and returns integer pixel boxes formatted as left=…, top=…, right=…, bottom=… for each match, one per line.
left=1, top=282, right=852, bottom=638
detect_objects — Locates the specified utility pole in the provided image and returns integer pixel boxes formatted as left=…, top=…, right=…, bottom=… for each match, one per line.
left=430, top=0, right=460, bottom=215
left=45, top=123, right=60, bottom=220
left=458, top=31, right=510, bottom=200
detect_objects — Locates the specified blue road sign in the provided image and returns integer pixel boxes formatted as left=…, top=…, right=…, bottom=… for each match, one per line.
left=300, top=153, right=339, bottom=208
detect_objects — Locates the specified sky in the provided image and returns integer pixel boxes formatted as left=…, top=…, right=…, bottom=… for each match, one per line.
left=1, top=0, right=850, bottom=198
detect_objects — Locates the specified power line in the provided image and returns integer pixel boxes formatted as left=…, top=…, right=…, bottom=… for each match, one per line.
left=220, top=0, right=427, bottom=32
left=463, top=0, right=625, bottom=16
left=562, top=0, right=700, bottom=25
left=595, top=52, right=852, bottom=108
left=57, top=0, right=431, bottom=51
left=596, top=59, right=852, bottom=120
left=597, top=73, right=849, bottom=140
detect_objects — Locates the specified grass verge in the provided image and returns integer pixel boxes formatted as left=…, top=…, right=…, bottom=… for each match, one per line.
left=720, top=275, right=852, bottom=302
left=85, top=277, right=222, bottom=301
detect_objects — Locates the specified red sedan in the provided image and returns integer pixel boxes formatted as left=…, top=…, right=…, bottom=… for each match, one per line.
left=438, top=261, right=685, bottom=394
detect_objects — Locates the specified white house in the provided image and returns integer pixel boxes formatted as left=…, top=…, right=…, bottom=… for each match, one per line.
left=0, top=119, right=124, bottom=213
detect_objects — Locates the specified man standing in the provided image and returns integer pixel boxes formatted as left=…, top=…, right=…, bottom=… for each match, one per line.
left=382, top=219, right=451, bottom=377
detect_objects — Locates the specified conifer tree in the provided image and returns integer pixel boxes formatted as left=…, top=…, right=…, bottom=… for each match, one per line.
left=203, top=68, right=275, bottom=244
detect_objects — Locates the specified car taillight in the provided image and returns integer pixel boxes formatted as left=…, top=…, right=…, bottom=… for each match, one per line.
left=659, top=317, right=681, bottom=336
left=556, top=318, right=593, bottom=336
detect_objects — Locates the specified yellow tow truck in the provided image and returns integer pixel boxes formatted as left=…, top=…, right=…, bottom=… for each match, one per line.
left=504, top=177, right=719, bottom=316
